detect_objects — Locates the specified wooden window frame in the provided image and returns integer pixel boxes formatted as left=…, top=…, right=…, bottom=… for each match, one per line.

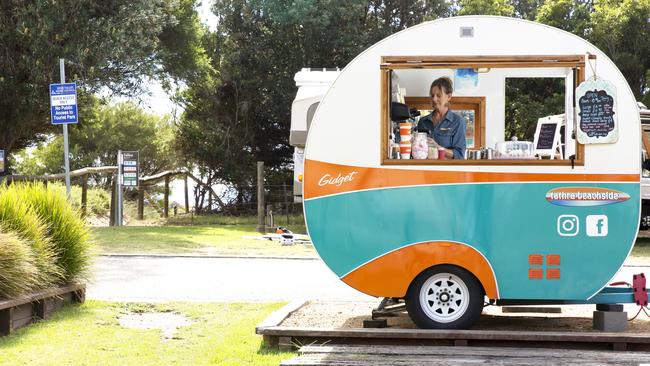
left=380, top=55, right=586, bottom=166
left=405, top=96, right=486, bottom=149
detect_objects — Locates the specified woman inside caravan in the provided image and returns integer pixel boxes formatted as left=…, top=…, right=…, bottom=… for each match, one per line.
left=417, top=77, right=466, bottom=159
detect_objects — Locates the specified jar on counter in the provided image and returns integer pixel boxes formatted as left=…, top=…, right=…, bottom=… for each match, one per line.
left=412, top=132, right=429, bottom=159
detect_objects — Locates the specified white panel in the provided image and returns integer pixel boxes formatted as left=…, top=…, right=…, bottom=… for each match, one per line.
left=305, top=16, right=640, bottom=176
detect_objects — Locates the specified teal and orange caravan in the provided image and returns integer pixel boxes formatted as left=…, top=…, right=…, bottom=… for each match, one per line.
left=303, top=16, right=641, bottom=329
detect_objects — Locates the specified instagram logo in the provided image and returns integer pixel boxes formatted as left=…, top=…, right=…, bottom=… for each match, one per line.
left=557, top=215, right=579, bottom=236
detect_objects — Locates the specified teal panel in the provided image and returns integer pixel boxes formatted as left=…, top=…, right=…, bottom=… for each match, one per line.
left=305, top=182, right=640, bottom=300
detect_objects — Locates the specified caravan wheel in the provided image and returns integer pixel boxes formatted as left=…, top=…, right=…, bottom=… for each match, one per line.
left=405, top=265, right=483, bottom=329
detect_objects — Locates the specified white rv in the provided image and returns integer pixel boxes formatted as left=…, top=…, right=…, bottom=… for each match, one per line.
left=290, top=68, right=340, bottom=202
left=640, top=102, right=650, bottom=228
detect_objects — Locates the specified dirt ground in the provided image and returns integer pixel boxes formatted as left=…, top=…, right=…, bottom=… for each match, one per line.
left=280, top=300, right=650, bottom=333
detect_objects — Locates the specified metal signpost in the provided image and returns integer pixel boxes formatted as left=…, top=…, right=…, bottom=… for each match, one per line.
left=115, top=151, right=139, bottom=226
left=49, top=59, right=78, bottom=198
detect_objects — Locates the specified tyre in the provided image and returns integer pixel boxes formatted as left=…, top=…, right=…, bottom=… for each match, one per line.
left=405, top=265, right=484, bottom=329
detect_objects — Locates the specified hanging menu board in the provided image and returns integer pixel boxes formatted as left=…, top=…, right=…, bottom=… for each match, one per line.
left=576, top=77, right=618, bottom=144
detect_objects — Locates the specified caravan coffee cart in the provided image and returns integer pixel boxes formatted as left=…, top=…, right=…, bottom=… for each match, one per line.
left=303, top=16, right=643, bottom=329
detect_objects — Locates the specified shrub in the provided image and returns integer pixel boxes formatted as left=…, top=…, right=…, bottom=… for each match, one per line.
left=47, top=182, right=110, bottom=217
left=0, top=231, right=38, bottom=299
left=0, top=187, right=63, bottom=287
left=12, top=184, right=92, bottom=282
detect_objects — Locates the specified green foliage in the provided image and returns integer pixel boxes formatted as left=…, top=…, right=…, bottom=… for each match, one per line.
left=0, top=187, right=63, bottom=287
left=535, top=0, right=592, bottom=38
left=12, top=184, right=92, bottom=282
left=590, top=0, right=650, bottom=98
left=505, top=78, right=565, bottom=141
left=45, top=182, right=111, bottom=217
left=0, top=1, right=182, bottom=163
left=177, top=0, right=452, bottom=210
left=12, top=101, right=178, bottom=185
left=457, top=0, right=515, bottom=16
left=0, top=231, right=38, bottom=299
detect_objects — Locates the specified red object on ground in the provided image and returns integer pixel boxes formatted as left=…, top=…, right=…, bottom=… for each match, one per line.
left=633, top=273, right=649, bottom=306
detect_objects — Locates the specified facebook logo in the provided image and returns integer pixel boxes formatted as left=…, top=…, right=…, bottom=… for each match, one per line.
left=586, top=215, right=608, bottom=237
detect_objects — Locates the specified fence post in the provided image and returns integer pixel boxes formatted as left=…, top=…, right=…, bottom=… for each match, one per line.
left=81, top=174, right=88, bottom=217
left=184, top=174, right=189, bottom=213
left=137, top=184, right=144, bottom=220
left=283, top=181, right=289, bottom=226
left=257, top=161, right=265, bottom=233
left=163, top=175, right=169, bottom=218
left=109, top=175, right=116, bottom=226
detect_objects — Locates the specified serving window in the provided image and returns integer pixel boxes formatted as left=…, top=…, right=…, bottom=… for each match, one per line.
left=380, top=55, right=587, bottom=166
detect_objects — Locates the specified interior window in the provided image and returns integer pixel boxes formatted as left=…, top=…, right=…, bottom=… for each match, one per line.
left=381, top=55, right=584, bottom=166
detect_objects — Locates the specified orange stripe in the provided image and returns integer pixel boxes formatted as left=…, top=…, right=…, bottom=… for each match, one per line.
left=341, top=241, right=498, bottom=299
left=304, top=160, right=639, bottom=199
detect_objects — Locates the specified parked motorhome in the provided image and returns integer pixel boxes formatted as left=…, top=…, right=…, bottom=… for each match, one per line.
left=301, top=16, right=641, bottom=329
left=640, top=103, right=650, bottom=228
left=290, top=68, right=340, bottom=203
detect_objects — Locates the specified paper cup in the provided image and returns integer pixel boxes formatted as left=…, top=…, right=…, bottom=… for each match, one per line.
left=399, top=122, right=412, bottom=136
left=400, top=142, right=411, bottom=159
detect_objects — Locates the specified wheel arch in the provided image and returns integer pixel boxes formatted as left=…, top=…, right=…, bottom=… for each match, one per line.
left=341, top=241, right=499, bottom=300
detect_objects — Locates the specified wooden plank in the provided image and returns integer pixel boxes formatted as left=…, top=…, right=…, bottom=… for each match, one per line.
left=256, top=299, right=307, bottom=332
left=283, top=344, right=650, bottom=366
left=381, top=55, right=587, bottom=64
left=258, top=326, right=650, bottom=344
left=381, top=158, right=584, bottom=166
left=0, top=283, right=85, bottom=310
left=0, top=308, right=12, bottom=336
left=296, top=345, right=650, bottom=362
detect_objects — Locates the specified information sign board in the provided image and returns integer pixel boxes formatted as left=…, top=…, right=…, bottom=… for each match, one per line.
left=0, top=150, right=4, bottom=173
left=49, top=83, right=78, bottom=124
left=121, top=151, right=139, bottom=187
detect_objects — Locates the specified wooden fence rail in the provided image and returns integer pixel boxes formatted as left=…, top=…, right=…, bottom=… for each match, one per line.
left=1, top=166, right=227, bottom=222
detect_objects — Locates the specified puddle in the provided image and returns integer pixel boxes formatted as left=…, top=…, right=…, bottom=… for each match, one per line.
left=118, top=312, right=192, bottom=339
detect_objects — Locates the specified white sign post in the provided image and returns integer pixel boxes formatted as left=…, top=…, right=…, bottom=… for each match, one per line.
left=49, top=59, right=78, bottom=198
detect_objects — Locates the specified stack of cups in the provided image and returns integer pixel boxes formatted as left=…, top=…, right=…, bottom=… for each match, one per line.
left=399, top=122, right=412, bottom=159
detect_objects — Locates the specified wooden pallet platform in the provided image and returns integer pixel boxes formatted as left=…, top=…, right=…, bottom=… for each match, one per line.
left=0, top=283, right=85, bottom=336
left=258, top=326, right=650, bottom=352
left=281, top=344, right=650, bottom=365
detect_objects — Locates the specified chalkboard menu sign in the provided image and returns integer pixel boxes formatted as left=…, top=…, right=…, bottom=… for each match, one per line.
left=536, top=123, right=558, bottom=150
left=576, top=77, right=618, bottom=144
left=533, top=116, right=563, bottom=159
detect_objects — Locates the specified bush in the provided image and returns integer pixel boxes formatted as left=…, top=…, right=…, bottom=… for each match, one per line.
left=10, top=184, right=92, bottom=282
left=47, top=182, right=110, bottom=217
left=0, top=231, right=38, bottom=299
left=0, top=187, right=63, bottom=287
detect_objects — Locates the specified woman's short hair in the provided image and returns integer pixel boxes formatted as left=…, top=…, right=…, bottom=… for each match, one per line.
left=430, top=77, right=453, bottom=95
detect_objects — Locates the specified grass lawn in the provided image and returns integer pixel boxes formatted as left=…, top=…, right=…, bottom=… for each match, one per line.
left=91, top=225, right=316, bottom=257
left=0, top=301, right=292, bottom=366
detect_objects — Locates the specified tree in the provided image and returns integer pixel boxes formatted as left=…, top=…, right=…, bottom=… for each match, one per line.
left=457, top=0, right=515, bottom=16
left=0, top=0, right=201, bottom=173
left=176, top=0, right=455, bottom=212
left=535, top=0, right=592, bottom=38
left=13, top=101, right=177, bottom=187
left=589, top=0, right=650, bottom=101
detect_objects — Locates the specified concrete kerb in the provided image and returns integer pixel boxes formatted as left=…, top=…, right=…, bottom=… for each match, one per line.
left=99, top=253, right=320, bottom=260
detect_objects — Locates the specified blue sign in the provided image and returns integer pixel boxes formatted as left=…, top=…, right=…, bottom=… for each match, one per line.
left=49, top=83, right=78, bottom=124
